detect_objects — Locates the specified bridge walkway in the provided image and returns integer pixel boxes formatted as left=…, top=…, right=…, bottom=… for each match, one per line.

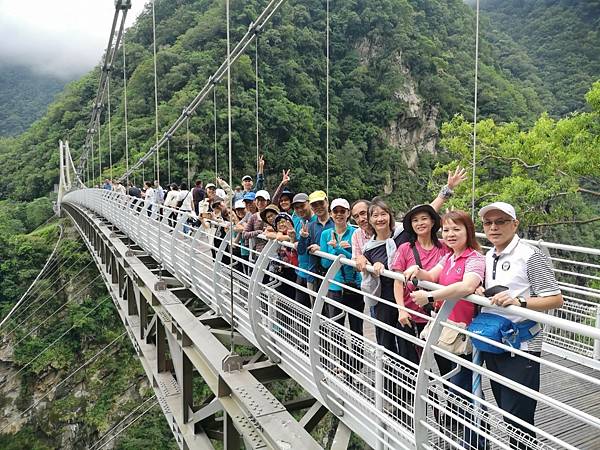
left=60, top=190, right=600, bottom=450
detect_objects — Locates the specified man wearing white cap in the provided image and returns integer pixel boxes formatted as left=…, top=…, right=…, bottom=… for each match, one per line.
left=478, top=201, right=563, bottom=445
left=237, top=155, right=265, bottom=202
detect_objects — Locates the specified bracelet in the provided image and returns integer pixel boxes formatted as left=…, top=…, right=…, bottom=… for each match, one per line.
left=439, top=184, right=454, bottom=200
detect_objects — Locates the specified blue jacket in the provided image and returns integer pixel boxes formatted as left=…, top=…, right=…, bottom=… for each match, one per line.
left=294, top=214, right=318, bottom=280
left=298, top=217, right=334, bottom=277
left=320, top=226, right=362, bottom=292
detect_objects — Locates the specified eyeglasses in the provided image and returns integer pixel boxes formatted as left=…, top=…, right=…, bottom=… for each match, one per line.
left=483, top=219, right=514, bottom=227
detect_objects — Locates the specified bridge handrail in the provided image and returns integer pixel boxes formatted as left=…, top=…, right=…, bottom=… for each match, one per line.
left=476, top=232, right=600, bottom=256
left=64, top=188, right=600, bottom=450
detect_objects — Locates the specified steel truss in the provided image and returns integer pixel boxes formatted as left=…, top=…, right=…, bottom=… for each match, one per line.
left=62, top=203, right=326, bottom=450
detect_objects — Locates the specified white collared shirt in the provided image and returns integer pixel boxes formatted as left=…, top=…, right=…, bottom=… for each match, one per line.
left=482, top=234, right=560, bottom=350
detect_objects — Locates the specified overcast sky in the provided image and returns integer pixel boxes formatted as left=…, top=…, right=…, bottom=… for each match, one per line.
left=0, top=0, right=147, bottom=80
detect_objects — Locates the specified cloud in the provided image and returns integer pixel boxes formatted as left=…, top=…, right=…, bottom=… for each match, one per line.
left=0, top=0, right=146, bottom=80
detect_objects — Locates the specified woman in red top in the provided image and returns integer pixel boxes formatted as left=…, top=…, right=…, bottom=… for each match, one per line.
left=405, top=210, right=485, bottom=393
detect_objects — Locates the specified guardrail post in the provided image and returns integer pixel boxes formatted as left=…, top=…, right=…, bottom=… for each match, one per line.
left=247, top=240, right=280, bottom=363
left=308, top=254, right=344, bottom=416
left=375, top=346, right=385, bottom=450
left=212, top=228, right=233, bottom=317
left=595, top=307, right=600, bottom=360
left=413, top=299, right=454, bottom=449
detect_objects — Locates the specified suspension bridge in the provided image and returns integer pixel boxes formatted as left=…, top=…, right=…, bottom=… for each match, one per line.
left=2, top=0, right=600, bottom=449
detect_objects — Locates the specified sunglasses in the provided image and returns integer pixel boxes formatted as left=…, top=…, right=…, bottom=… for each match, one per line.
left=483, top=219, right=514, bottom=227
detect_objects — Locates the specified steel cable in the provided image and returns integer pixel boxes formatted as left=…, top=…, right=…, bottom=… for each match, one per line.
left=6, top=260, right=95, bottom=332
left=93, top=399, right=159, bottom=449
left=88, top=395, right=157, bottom=450
left=0, top=331, right=127, bottom=434
left=4, top=252, right=89, bottom=326
left=4, top=298, right=111, bottom=388
left=13, top=274, right=102, bottom=347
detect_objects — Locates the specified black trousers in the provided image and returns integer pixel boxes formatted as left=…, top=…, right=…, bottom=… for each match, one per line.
left=294, top=276, right=312, bottom=309
left=483, top=351, right=541, bottom=450
left=325, top=289, right=365, bottom=374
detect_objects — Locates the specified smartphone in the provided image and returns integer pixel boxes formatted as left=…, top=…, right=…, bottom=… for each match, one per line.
left=483, top=285, right=509, bottom=297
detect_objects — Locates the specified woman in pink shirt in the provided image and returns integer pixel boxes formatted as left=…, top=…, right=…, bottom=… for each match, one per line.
left=392, top=204, right=450, bottom=337
left=405, top=210, right=484, bottom=394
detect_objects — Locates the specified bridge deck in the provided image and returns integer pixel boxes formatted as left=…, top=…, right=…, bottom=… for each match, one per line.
left=535, top=354, right=600, bottom=449
left=64, top=192, right=600, bottom=450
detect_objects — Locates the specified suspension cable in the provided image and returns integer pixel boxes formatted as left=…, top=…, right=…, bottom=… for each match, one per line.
left=325, top=0, right=330, bottom=197
left=214, top=88, right=218, bottom=181
left=0, top=225, right=63, bottom=329
left=91, top=134, right=96, bottom=183
left=7, top=259, right=94, bottom=331
left=98, top=117, right=103, bottom=180
left=225, top=0, right=236, bottom=354
left=4, top=298, right=110, bottom=386
left=94, top=399, right=159, bottom=449
left=152, top=1, right=164, bottom=284
left=167, top=137, right=172, bottom=185
left=152, top=0, right=160, bottom=185
left=123, top=35, right=130, bottom=188
left=7, top=261, right=92, bottom=334
left=117, top=0, right=286, bottom=184
left=6, top=253, right=90, bottom=327
left=255, top=33, right=260, bottom=173
left=107, top=73, right=114, bottom=182
left=471, top=0, right=480, bottom=220
left=186, top=116, right=191, bottom=187
left=14, top=275, right=102, bottom=347
left=0, top=331, right=127, bottom=434
left=89, top=395, right=157, bottom=450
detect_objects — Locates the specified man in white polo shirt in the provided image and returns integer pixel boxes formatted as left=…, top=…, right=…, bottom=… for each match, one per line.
left=479, top=202, right=563, bottom=448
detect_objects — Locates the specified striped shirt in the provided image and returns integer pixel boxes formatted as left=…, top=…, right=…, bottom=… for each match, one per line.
left=482, top=235, right=561, bottom=351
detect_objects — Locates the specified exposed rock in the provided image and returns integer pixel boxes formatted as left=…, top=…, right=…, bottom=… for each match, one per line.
left=386, top=62, right=439, bottom=171
left=356, top=39, right=439, bottom=175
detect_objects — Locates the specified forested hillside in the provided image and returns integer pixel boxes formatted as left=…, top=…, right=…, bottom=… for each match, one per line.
left=479, top=0, right=600, bottom=116
left=0, top=66, right=66, bottom=137
left=0, top=0, right=599, bottom=447
left=0, top=0, right=550, bottom=208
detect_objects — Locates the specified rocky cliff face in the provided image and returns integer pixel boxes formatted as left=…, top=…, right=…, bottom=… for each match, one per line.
left=387, top=65, right=440, bottom=171
left=357, top=40, right=440, bottom=196
left=0, top=229, right=160, bottom=449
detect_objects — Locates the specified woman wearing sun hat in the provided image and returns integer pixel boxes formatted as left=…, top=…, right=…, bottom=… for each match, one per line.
left=392, top=204, right=450, bottom=340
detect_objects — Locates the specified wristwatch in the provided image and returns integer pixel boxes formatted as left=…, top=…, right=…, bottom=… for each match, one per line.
left=427, top=294, right=435, bottom=304
left=439, top=184, right=454, bottom=200
left=517, top=296, right=527, bottom=308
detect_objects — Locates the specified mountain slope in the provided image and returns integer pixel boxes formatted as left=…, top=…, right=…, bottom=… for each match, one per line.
left=479, top=0, right=600, bottom=116
left=0, top=0, right=551, bottom=209
left=0, top=66, right=67, bottom=137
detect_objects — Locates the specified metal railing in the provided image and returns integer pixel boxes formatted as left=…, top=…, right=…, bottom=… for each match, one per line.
left=476, top=233, right=600, bottom=366
left=64, top=189, right=600, bottom=450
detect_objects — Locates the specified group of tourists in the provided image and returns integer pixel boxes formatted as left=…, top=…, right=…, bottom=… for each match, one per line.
left=101, top=160, right=562, bottom=449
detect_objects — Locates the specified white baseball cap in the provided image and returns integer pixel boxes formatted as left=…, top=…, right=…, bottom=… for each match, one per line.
left=330, top=198, right=350, bottom=211
left=479, top=201, right=517, bottom=220
left=255, top=190, right=271, bottom=201
left=234, top=199, right=246, bottom=209
left=205, top=183, right=216, bottom=189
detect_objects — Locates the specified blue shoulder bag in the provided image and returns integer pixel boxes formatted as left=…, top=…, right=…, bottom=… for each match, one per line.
left=467, top=313, right=541, bottom=354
